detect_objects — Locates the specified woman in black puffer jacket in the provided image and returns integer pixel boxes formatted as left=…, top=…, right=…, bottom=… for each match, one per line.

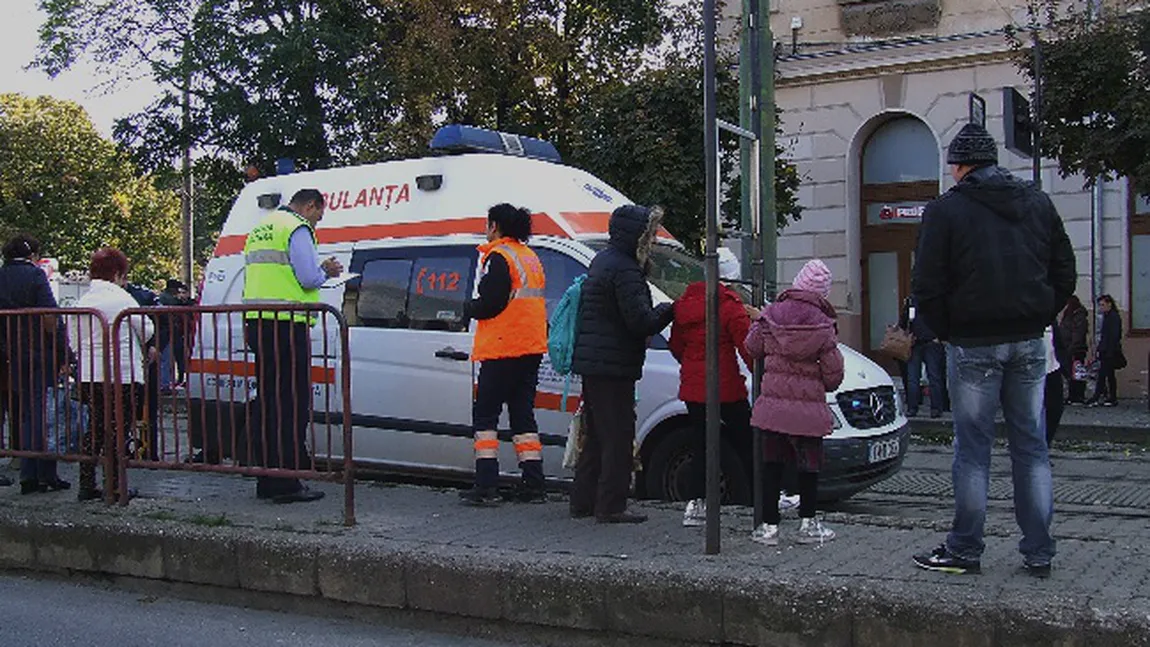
left=1058, top=295, right=1089, bottom=404
left=570, top=204, right=674, bottom=524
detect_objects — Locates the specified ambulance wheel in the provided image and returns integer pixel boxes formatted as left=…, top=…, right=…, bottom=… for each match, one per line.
left=643, top=425, right=751, bottom=505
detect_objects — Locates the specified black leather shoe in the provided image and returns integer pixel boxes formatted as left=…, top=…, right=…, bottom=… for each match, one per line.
left=20, top=481, right=46, bottom=495
left=271, top=486, right=325, bottom=504
left=42, top=478, right=71, bottom=491
left=596, top=511, right=648, bottom=524
left=79, top=488, right=140, bottom=502
left=570, top=508, right=594, bottom=519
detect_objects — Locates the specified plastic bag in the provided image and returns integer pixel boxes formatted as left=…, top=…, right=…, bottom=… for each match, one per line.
left=45, top=384, right=87, bottom=454
left=562, top=405, right=584, bottom=469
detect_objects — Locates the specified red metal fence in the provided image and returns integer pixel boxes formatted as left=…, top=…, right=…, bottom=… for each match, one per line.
left=1, top=308, right=117, bottom=503
left=3, top=304, right=354, bottom=525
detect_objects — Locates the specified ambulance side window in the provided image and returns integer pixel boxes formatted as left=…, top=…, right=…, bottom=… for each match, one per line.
left=536, top=248, right=588, bottom=318
left=347, top=245, right=477, bottom=333
left=408, top=255, right=472, bottom=332
left=356, top=259, right=414, bottom=328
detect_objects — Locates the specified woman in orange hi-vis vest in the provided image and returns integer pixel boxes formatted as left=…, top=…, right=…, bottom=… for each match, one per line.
left=458, top=204, right=549, bottom=506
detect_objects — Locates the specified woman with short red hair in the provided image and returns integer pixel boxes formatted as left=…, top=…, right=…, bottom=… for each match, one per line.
left=70, top=247, right=153, bottom=501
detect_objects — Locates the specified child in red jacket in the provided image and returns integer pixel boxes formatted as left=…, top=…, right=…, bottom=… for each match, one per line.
left=669, top=280, right=754, bottom=527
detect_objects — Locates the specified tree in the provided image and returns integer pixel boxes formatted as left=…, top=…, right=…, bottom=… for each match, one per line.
left=0, top=94, right=179, bottom=285
left=36, top=0, right=403, bottom=171
left=567, top=1, right=803, bottom=248
left=1006, top=1, right=1150, bottom=196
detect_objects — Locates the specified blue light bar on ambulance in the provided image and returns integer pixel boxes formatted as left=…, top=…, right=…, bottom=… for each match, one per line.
left=430, top=125, right=562, bottom=163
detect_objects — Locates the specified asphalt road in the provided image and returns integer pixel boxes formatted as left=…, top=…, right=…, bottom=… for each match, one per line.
left=0, top=575, right=527, bottom=647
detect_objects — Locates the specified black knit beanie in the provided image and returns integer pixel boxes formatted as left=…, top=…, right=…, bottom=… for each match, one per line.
left=946, top=123, right=998, bottom=166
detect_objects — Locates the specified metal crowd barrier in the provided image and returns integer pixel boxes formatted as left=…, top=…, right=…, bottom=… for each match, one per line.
left=110, top=303, right=354, bottom=525
left=1, top=308, right=117, bottom=503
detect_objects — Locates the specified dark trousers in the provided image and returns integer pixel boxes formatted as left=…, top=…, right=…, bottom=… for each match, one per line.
left=15, top=369, right=58, bottom=484
left=471, top=354, right=543, bottom=490
left=78, top=382, right=142, bottom=494
left=1044, top=371, right=1064, bottom=446
left=1092, top=356, right=1118, bottom=403
left=684, top=400, right=750, bottom=501
left=907, top=341, right=946, bottom=414
left=245, top=319, right=312, bottom=496
left=762, top=463, right=817, bottom=525
left=571, top=376, right=636, bottom=518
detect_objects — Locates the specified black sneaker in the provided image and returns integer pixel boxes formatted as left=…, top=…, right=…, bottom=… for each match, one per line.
left=1023, top=562, right=1052, bottom=579
left=500, top=485, right=548, bottom=504
left=912, top=544, right=981, bottom=574
left=458, top=487, right=501, bottom=507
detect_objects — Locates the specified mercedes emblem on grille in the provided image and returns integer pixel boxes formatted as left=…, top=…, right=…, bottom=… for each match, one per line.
left=869, top=392, right=885, bottom=421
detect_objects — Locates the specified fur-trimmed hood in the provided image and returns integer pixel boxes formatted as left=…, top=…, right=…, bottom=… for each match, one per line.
left=608, top=204, right=663, bottom=271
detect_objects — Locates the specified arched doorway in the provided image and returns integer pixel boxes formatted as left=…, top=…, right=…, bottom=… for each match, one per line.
left=859, top=116, right=940, bottom=357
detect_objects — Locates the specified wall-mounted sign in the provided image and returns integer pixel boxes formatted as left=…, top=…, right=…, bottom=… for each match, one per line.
left=878, top=205, right=925, bottom=221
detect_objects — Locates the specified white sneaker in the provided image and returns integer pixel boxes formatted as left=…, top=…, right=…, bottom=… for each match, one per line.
left=682, top=499, right=706, bottom=527
left=778, top=494, right=800, bottom=512
left=750, top=522, right=779, bottom=546
left=796, top=517, right=835, bottom=544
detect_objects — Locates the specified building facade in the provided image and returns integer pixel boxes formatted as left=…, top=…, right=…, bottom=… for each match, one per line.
left=736, top=0, right=1147, bottom=400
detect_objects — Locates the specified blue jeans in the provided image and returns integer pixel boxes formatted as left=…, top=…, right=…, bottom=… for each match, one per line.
left=907, top=341, right=946, bottom=413
left=945, top=339, right=1055, bottom=566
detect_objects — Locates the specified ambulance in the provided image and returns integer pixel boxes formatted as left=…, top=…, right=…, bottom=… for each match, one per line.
left=191, top=125, right=910, bottom=503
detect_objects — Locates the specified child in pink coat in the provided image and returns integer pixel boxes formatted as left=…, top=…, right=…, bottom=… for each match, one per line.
left=744, top=259, right=845, bottom=545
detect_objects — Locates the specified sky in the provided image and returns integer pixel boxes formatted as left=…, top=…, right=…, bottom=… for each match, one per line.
left=1, top=0, right=159, bottom=137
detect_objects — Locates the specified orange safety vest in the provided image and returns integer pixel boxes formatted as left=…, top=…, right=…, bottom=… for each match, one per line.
left=472, top=238, right=548, bottom=362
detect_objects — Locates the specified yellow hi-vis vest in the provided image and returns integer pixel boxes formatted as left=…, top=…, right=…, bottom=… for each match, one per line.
left=242, top=208, right=319, bottom=323
left=471, top=238, right=548, bottom=362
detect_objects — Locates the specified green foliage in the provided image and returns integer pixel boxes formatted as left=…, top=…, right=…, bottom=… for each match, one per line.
left=34, top=0, right=804, bottom=248
left=0, top=94, right=179, bottom=285
left=1006, top=1, right=1150, bottom=197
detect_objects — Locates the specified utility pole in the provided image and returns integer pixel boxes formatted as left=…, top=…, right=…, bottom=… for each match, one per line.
left=739, top=0, right=776, bottom=527
left=180, top=34, right=194, bottom=291
left=702, top=0, right=721, bottom=556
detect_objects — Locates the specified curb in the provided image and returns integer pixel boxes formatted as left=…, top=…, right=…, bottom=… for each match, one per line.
left=1, top=510, right=1147, bottom=646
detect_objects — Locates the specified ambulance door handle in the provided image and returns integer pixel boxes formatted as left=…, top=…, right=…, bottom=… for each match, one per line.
left=435, top=347, right=470, bottom=361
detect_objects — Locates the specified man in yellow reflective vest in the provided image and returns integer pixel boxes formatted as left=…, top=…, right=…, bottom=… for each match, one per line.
left=243, top=188, right=342, bottom=504
left=458, top=204, right=549, bottom=506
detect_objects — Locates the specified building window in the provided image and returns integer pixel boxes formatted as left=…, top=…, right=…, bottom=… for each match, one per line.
left=1131, top=187, right=1150, bottom=333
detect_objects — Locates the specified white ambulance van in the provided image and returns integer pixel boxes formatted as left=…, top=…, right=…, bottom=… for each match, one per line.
left=191, top=125, right=909, bottom=503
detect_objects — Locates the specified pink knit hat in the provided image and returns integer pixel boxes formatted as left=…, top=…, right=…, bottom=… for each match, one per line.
left=792, top=259, right=832, bottom=297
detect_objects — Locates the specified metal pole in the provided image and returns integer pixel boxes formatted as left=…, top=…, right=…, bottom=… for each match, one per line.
left=760, top=9, right=777, bottom=301
left=703, top=0, right=721, bottom=555
left=746, top=0, right=765, bottom=529
left=181, top=37, right=194, bottom=289
left=1030, top=25, right=1042, bottom=189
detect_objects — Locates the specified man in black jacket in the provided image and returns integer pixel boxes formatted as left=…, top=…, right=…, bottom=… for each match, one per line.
left=570, top=204, right=674, bottom=523
left=910, top=123, right=1076, bottom=578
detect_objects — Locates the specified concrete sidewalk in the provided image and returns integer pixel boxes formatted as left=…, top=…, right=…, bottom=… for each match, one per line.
left=1, top=458, right=1147, bottom=646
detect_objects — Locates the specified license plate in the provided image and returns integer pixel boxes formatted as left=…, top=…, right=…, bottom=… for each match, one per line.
left=868, top=437, right=901, bottom=463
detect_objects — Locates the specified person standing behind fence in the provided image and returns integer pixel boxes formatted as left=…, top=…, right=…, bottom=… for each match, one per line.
left=1058, top=295, right=1089, bottom=405
left=744, top=259, right=844, bottom=546
left=158, top=279, right=193, bottom=391
left=458, top=204, right=549, bottom=506
left=1086, top=294, right=1124, bottom=408
left=910, top=123, right=1075, bottom=577
left=242, top=188, right=342, bottom=504
left=569, top=204, right=674, bottom=524
left=0, top=234, right=70, bottom=494
left=71, top=248, right=153, bottom=501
